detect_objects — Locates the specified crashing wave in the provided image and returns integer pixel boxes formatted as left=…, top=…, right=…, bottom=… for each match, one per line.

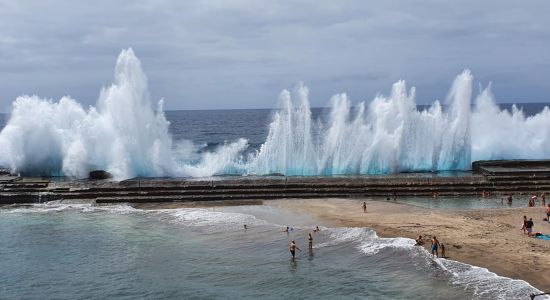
left=0, top=49, right=549, bottom=179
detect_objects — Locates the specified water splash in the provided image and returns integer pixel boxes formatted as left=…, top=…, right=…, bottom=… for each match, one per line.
left=0, top=49, right=245, bottom=179
left=0, top=49, right=549, bottom=179
left=247, top=71, right=474, bottom=175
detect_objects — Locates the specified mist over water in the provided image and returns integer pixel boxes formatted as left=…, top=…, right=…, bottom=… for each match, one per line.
left=0, top=49, right=549, bottom=179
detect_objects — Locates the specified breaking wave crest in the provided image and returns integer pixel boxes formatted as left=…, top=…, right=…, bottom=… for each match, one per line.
left=0, top=49, right=549, bottom=179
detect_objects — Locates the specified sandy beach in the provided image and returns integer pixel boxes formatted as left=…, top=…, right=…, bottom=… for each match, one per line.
left=265, top=198, right=550, bottom=291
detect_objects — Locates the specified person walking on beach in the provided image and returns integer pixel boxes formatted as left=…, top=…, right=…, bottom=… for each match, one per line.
left=362, top=202, right=367, bottom=213
left=546, top=204, right=550, bottom=223
left=431, top=236, right=440, bottom=258
left=308, top=233, right=313, bottom=250
left=289, top=240, right=301, bottom=259
left=440, top=244, right=446, bottom=258
left=520, top=216, right=527, bottom=234
left=526, top=218, right=534, bottom=237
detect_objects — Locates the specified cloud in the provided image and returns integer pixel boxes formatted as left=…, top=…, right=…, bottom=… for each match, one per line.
left=0, top=0, right=549, bottom=112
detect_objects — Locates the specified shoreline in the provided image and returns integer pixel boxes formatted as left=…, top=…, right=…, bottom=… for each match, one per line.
left=266, top=198, right=550, bottom=291
left=129, top=197, right=550, bottom=291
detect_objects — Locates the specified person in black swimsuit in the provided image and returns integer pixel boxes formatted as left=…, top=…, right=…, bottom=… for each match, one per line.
left=308, top=233, right=313, bottom=250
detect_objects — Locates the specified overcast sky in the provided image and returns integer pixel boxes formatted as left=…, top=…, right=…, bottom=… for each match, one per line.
left=1, top=1, right=549, bottom=111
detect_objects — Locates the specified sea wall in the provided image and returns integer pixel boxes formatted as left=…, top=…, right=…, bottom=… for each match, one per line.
left=1, top=164, right=550, bottom=205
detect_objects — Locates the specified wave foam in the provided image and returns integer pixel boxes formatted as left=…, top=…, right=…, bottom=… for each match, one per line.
left=1, top=49, right=550, bottom=178
left=442, top=259, right=547, bottom=300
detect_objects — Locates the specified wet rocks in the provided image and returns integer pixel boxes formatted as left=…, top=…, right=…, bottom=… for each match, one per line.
left=89, top=170, right=112, bottom=180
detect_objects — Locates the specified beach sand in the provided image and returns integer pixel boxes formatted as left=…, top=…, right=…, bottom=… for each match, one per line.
left=266, top=198, right=550, bottom=291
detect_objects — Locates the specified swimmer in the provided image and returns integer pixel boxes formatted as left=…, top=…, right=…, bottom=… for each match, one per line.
left=284, top=226, right=289, bottom=233
left=244, top=224, right=247, bottom=230
left=289, top=240, right=301, bottom=259
left=308, top=233, right=313, bottom=250
left=313, top=226, right=320, bottom=233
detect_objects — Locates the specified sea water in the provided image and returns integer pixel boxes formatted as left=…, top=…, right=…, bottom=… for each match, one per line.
left=0, top=203, right=544, bottom=299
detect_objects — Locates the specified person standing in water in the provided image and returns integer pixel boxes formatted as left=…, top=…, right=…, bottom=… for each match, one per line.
left=289, top=240, right=301, bottom=259
left=362, top=202, right=367, bottom=213
left=308, top=233, right=313, bottom=250
left=431, top=236, right=441, bottom=258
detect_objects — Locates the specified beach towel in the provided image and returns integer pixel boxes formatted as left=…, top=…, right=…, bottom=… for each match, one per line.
left=534, top=234, right=550, bottom=240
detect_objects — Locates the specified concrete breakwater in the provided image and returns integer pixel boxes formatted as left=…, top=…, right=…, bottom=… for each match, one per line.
left=2, top=160, right=550, bottom=204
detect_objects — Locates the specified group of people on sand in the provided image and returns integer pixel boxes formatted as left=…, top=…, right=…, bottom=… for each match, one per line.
left=287, top=226, right=320, bottom=259
left=415, top=235, right=446, bottom=258
left=520, top=192, right=550, bottom=237
left=522, top=208, right=550, bottom=238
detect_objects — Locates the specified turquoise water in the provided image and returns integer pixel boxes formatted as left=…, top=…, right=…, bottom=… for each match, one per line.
left=0, top=203, right=544, bottom=299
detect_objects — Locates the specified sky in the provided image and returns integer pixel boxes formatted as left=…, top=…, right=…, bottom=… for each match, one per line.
left=1, top=0, right=549, bottom=111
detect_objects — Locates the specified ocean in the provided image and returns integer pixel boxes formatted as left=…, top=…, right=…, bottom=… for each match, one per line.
left=0, top=202, right=543, bottom=299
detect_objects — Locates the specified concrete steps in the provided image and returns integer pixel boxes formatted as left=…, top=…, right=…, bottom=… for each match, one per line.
left=2, top=173, right=550, bottom=205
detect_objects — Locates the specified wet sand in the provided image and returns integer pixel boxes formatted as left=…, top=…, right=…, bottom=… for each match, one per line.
left=267, top=198, right=550, bottom=291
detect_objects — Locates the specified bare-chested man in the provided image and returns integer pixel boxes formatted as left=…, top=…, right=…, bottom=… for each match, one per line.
left=289, top=240, right=301, bottom=259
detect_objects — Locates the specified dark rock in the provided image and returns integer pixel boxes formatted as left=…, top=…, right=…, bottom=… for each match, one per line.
left=89, top=170, right=112, bottom=180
